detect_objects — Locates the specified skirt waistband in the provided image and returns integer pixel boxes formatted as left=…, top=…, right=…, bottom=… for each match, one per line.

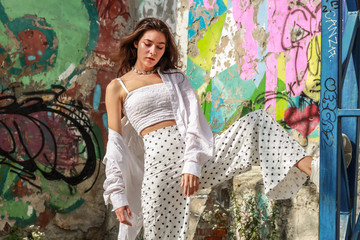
left=142, top=125, right=179, bottom=141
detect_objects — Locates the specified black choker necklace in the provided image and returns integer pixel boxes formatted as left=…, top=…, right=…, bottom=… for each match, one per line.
left=132, top=66, right=157, bottom=75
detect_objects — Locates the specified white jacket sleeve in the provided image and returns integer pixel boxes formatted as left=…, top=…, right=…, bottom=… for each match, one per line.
left=103, top=121, right=144, bottom=239
left=166, top=71, right=214, bottom=178
left=182, top=78, right=214, bottom=177
left=102, top=128, right=129, bottom=211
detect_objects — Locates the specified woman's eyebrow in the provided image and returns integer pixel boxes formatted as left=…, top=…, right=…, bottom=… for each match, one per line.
left=144, top=39, right=166, bottom=45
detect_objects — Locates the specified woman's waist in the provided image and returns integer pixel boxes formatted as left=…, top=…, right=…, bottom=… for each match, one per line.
left=142, top=123, right=184, bottom=155
left=140, top=119, right=177, bottom=137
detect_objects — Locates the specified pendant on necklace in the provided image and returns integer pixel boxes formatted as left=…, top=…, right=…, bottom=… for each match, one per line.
left=132, top=66, right=157, bottom=75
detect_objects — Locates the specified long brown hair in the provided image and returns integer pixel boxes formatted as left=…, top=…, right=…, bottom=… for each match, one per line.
left=113, top=18, right=180, bottom=76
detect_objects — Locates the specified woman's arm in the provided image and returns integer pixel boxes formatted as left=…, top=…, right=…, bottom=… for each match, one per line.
left=104, top=80, right=132, bottom=226
left=105, top=80, right=123, bottom=135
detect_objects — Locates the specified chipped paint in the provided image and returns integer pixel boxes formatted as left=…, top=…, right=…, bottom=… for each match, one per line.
left=187, top=0, right=321, bottom=147
left=0, top=0, right=104, bottom=233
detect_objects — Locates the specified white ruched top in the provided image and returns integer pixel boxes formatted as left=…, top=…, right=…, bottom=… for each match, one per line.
left=116, top=78, right=175, bottom=134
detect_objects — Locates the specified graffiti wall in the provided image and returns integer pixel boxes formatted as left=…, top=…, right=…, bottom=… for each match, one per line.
left=0, top=0, right=131, bottom=237
left=0, top=0, right=321, bottom=238
left=187, top=0, right=321, bottom=155
left=0, top=0, right=181, bottom=237
left=186, top=1, right=322, bottom=238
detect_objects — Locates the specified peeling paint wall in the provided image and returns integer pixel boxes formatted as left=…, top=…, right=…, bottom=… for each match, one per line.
left=187, top=1, right=322, bottom=238
left=0, top=0, right=108, bottom=235
left=0, top=0, right=175, bottom=238
left=187, top=0, right=321, bottom=157
left=135, top=0, right=178, bottom=32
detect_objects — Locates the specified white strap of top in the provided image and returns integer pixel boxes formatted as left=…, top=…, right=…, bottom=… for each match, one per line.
left=116, top=78, right=129, bottom=94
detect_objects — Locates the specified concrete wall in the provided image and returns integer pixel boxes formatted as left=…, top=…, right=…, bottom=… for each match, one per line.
left=0, top=0, right=323, bottom=239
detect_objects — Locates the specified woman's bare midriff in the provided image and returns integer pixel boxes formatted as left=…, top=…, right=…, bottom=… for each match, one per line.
left=140, top=120, right=177, bottom=137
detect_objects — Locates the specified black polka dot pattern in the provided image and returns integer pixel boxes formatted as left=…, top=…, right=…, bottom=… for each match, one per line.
left=141, top=109, right=308, bottom=239
left=199, top=110, right=308, bottom=199
left=142, top=126, right=189, bottom=239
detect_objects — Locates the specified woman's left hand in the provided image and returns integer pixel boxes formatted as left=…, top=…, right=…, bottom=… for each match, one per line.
left=181, top=173, right=199, bottom=197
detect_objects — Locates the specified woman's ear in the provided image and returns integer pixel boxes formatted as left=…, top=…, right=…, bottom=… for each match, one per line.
left=134, top=41, right=138, bottom=49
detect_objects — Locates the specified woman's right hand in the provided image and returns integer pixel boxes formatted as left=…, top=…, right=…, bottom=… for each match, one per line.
left=115, top=205, right=133, bottom=226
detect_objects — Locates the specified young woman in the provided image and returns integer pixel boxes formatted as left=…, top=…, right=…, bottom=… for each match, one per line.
left=103, top=17, right=319, bottom=240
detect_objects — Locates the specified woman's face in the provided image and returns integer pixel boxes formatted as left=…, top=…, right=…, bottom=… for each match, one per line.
left=134, top=30, right=166, bottom=71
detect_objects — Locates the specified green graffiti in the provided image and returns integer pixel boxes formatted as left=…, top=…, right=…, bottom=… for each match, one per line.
left=91, top=122, right=105, bottom=159
left=187, top=57, right=207, bottom=90
left=0, top=166, right=19, bottom=200
left=201, top=79, right=212, bottom=122
left=0, top=0, right=99, bottom=87
left=0, top=161, right=86, bottom=225
left=0, top=199, right=37, bottom=227
left=189, top=13, right=227, bottom=72
left=40, top=172, right=84, bottom=214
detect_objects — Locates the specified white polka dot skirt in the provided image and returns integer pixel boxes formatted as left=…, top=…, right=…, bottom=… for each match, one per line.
left=142, top=109, right=308, bottom=239
left=142, top=125, right=189, bottom=240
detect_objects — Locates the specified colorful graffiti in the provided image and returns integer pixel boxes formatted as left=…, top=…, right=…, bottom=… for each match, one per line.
left=187, top=2, right=322, bottom=237
left=0, top=0, right=179, bottom=233
left=0, top=84, right=103, bottom=226
left=187, top=0, right=321, bottom=145
left=0, top=0, right=120, bottom=230
left=0, top=0, right=324, bottom=235
left=0, top=0, right=99, bottom=87
left=0, top=85, right=101, bottom=190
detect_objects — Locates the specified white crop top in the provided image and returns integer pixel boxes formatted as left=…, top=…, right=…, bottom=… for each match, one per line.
left=117, top=78, right=175, bottom=134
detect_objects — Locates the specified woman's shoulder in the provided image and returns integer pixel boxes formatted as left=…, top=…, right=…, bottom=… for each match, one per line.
left=106, top=78, right=126, bottom=99
left=107, top=70, right=134, bottom=88
left=107, top=78, right=121, bottom=90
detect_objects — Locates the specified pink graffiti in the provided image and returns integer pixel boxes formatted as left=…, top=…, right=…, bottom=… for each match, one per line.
left=203, top=0, right=216, bottom=9
left=268, top=1, right=321, bottom=97
left=232, top=0, right=258, bottom=81
left=264, top=54, right=278, bottom=111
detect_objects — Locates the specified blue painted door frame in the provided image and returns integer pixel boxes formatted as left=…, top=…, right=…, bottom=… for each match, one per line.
left=320, top=0, right=360, bottom=239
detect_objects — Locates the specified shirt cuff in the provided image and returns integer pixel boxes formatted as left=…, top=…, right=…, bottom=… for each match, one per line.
left=110, top=192, right=129, bottom=211
left=181, top=161, right=202, bottom=178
